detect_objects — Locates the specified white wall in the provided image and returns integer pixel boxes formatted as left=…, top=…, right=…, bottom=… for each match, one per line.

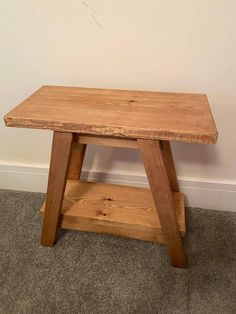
left=0, top=1, right=236, bottom=210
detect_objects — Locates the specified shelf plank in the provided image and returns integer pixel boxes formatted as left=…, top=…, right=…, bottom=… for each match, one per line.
left=40, top=180, right=186, bottom=243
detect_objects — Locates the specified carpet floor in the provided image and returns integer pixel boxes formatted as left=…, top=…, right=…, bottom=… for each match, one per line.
left=0, top=189, right=235, bottom=314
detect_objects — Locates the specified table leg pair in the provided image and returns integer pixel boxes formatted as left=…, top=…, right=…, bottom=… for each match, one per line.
left=41, top=131, right=187, bottom=268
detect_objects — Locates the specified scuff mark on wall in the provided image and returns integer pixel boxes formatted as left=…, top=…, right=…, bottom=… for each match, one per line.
left=81, top=1, right=102, bottom=27
left=90, top=13, right=102, bottom=27
left=81, top=1, right=89, bottom=8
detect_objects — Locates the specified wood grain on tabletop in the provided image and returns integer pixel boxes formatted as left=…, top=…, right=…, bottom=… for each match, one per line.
left=4, top=85, right=218, bottom=144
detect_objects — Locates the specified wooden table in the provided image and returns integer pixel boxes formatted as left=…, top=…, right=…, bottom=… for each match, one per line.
left=4, top=86, right=218, bottom=268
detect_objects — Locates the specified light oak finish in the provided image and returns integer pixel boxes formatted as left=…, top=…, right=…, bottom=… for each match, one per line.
left=68, top=134, right=87, bottom=180
left=78, top=135, right=138, bottom=148
left=161, top=141, right=179, bottom=192
left=41, top=131, right=73, bottom=246
left=4, top=85, right=218, bottom=144
left=138, top=139, right=187, bottom=268
left=40, top=180, right=185, bottom=244
left=4, top=85, right=218, bottom=268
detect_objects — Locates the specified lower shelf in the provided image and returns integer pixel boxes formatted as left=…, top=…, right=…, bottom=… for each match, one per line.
left=40, top=180, right=186, bottom=244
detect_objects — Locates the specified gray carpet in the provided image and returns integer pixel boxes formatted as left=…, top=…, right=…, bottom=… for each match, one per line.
left=0, top=189, right=235, bottom=314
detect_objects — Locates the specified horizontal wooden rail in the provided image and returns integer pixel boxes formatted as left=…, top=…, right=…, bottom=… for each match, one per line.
left=78, top=135, right=138, bottom=148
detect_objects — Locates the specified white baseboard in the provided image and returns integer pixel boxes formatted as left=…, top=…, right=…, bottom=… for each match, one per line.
left=0, top=162, right=235, bottom=212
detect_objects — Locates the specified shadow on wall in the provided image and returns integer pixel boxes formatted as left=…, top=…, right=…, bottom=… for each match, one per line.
left=83, top=140, right=221, bottom=178
left=172, top=141, right=220, bottom=167
left=83, top=144, right=143, bottom=175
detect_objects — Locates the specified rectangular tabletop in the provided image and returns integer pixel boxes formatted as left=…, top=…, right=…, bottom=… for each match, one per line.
left=4, top=85, right=218, bottom=144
